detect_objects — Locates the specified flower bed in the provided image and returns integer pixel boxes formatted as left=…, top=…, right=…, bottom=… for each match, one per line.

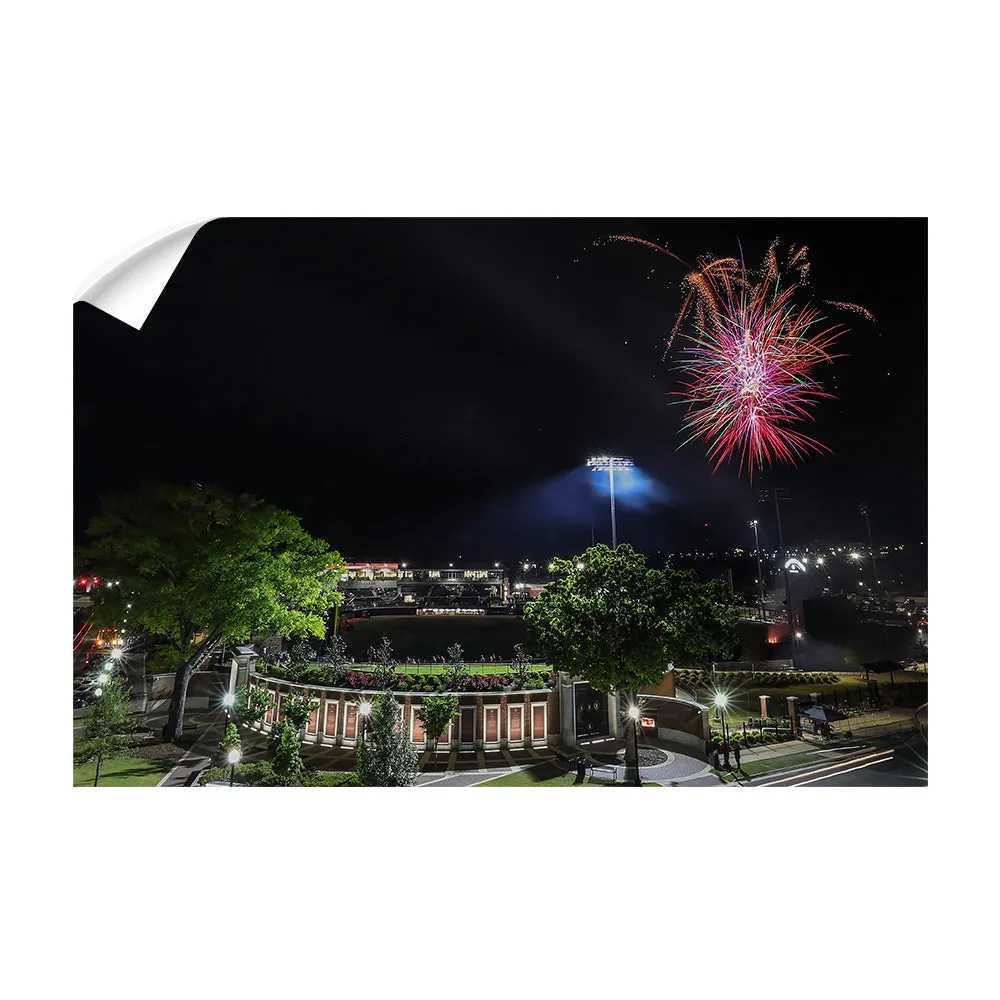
left=258, top=665, right=555, bottom=693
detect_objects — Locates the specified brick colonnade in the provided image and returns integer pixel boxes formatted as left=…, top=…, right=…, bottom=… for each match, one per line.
left=246, top=675, right=558, bottom=750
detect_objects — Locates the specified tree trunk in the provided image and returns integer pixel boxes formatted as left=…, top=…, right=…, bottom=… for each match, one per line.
left=94, top=752, right=103, bottom=787
left=165, top=661, right=196, bottom=742
left=164, top=639, right=221, bottom=742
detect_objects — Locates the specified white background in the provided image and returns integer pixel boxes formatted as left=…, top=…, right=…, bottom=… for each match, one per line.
left=2, top=2, right=991, bottom=997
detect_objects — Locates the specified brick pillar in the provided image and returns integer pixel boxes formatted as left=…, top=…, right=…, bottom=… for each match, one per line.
left=337, top=692, right=346, bottom=745
left=523, top=694, right=532, bottom=748
left=402, top=696, right=412, bottom=743
left=475, top=696, right=484, bottom=749
left=499, top=694, right=508, bottom=749
left=786, top=695, right=799, bottom=737
left=759, top=694, right=770, bottom=719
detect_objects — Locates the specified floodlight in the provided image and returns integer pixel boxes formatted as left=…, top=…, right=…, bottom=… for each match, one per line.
left=227, top=749, right=242, bottom=765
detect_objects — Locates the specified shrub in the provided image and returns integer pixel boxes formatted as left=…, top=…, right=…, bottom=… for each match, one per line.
left=304, top=771, right=361, bottom=787
left=267, top=664, right=288, bottom=679
left=301, top=665, right=327, bottom=684
left=325, top=664, right=348, bottom=686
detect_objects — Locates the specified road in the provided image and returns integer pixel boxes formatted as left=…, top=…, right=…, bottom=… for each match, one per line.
left=756, top=733, right=928, bottom=787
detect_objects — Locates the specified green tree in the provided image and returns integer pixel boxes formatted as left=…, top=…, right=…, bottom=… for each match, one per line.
left=281, top=693, right=317, bottom=733
left=74, top=674, right=137, bottom=786
left=508, top=642, right=533, bottom=688
left=79, top=482, right=345, bottom=742
left=525, top=544, right=738, bottom=693
left=270, top=723, right=305, bottom=785
left=232, top=684, right=274, bottom=727
left=324, top=636, right=350, bottom=685
left=218, top=722, right=241, bottom=768
left=367, top=635, right=397, bottom=689
left=415, top=694, right=459, bottom=750
left=525, top=544, right=738, bottom=774
left=444, top=642, right=468, bottom=690
left=355, top=691, right=418, bottom=786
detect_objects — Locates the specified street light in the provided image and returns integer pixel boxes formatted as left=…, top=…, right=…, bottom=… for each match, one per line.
left=747, top=519, right=765, bottom=614
left=586, top=455, right=633, bottom=550
left=222, top=691, right=235, bottom=730
left=227, top=748, right=241, bottom=786
left=626, top=703, right=642, bottom=787
left=713, top=693, right=729, bottom=742
left=359, top=699, right=373, bottom=740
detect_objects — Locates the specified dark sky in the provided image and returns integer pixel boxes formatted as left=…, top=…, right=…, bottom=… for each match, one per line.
left=74, top=218, right=927, bottom=565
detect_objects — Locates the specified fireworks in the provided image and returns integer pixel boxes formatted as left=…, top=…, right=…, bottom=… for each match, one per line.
left=609, top=233, right=871, bottom=478
left=674, top=257, right=848, bottom=479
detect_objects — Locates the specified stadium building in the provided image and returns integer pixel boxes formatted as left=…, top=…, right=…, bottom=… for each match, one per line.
left=339, top=562, right=511, bottom=613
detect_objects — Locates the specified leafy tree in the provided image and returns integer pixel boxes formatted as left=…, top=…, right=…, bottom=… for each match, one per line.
left=218, top=723, right=241, bottom=768
left=270, top=723, right=305, bottom=785
left=415, top=695, right=459, bottom=748
left=443, top=642, right=469, bottom=690
left=525, top=544, right=738, bottom=694
left=355, top=691, right=418, bottom=786
left=324, top=636, right=350, bottom=685
left=366, top=635, right=397, bottom=690
left=508, top=643, right=533, bottom=688
left=74, top=674, right=137, bottom=786
left=232, top=684, right=274, bottom=727
left=281, top=693, right=317, bottom=733
left=79, top=482, right=345, bottom=742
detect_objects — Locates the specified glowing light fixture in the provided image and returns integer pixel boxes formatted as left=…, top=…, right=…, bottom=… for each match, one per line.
left=586, top=455, right=633, bottom=549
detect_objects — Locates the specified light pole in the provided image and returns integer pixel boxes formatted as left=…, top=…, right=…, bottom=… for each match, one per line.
left=227, top=748, right=241, bottom=786
left=760, top=488, right=795, bottom=666
left=222, top=691, right=235, bottom=731
left=748, top=519, right=765, bottom=615
left=714, top=693, right=729, bottom=767
left=359, top=699, right=373, bottom=741
left=626, top=702, right=642, bottom=787
left=587, top=456, right=633, bottom=550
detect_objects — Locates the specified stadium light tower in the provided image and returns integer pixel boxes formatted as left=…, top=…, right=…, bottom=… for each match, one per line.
left=586, top=455, right=633, bottom=550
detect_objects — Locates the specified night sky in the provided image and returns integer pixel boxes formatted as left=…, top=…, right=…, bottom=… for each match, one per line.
left=74, top=218, right=927, bottom=565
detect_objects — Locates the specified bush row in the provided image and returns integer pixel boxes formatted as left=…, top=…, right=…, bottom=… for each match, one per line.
left=199, top=762, right=361, bottom=787
left=709, top=728, right=793, bottom=748
left=674, top=668, right=839, bottom=687
left=261, top=665, right=553, bottom=692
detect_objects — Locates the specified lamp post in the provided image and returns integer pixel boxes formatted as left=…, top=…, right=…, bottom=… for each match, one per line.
left=227, top=748, right=241, bottom=786
left=222, top=691, right=235, bottom=731
left=626, top=703, right=642, bottom=787
left=748, top=519, right=765, bottom=615
left=359, top=699, right=373, bottom=741
left=587, top=456, right=633, bottom=550
left=714, top=693, right=730, bottom=768
left=759, top=488, right=795, bottom=667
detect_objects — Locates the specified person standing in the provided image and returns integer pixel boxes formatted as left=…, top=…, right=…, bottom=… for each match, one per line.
left=733, top=741, right=742, bottom=772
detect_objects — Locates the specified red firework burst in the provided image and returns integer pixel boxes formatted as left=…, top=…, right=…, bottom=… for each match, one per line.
left=674, top=263, right=847, bottom=479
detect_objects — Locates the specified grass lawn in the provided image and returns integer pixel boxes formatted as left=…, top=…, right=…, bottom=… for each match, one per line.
left=73, top=755, right=172, bottom=787
left=477, top=762, right=657, bottom=787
